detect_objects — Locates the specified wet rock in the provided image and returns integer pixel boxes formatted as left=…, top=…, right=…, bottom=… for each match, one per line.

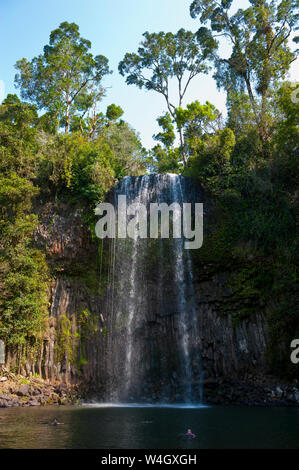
left=16, top=384, right=30, bottom=396
left=0, top=394, right=10, bottom=400
left=55, top=383, right=67, bottom=395
left=204, top=378, right=218, bottom=386
left=29, top=399, right=40, bottom=406
left=275, top=386, right=284, bottom=398
left=58, top=397, right=68, bottom=405
left=11, top=398, right=20, bottom=406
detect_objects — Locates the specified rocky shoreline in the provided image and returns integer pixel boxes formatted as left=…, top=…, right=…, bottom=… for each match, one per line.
left=0, top=370, right=80, bottom=408
left=204, top=376, right=299, bottom=407
left=84, top=373, right=299, bottom=407
left=1, top=370, right=298, bottom=408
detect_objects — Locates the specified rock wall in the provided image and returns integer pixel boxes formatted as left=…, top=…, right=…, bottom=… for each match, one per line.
left=194, top=273, right=268, bottom=379
left=30, top=201, right=105, bottom=386
left=5, top=189, right=294, bottom=404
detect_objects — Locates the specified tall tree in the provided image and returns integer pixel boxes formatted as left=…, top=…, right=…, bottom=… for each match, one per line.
left=148, top=101, right=220, bottom=173
left=119, top=28, right=217, bottom=165
left=70, top=103, right=124, bottom=139
left=0, top=98, right=49, bottom=350
left=190, top=0, right=298, bottom=155
left=15, top=22, right=111, bottom=133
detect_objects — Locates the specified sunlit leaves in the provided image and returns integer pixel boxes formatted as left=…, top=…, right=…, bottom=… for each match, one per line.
left=15, top=22, right=111, bottom=133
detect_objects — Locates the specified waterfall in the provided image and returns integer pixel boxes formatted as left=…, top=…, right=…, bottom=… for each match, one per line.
left=103, top=174, right=203, bottom=403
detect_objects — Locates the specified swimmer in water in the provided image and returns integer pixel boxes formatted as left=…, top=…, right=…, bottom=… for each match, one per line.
left=52, top=418, right=63, bottom=425
left=186, top=429, right=196, bottom=438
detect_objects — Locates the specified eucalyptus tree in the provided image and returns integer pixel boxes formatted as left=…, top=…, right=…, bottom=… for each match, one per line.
left=71, top=103, right=124, bottom=139
left=119, top=28, right=217, bottom=165
left=15, top=22, right=111, bottom=133
left=150, top=100, right=220, bottom=172
left=190, top=0, right=299, bottom=155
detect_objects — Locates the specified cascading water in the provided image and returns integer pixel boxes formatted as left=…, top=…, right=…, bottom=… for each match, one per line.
left=103, top=174, right=203, bottom=404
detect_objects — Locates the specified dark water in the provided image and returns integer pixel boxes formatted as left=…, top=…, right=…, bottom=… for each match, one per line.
left=0, top=404, right=298, bottom=449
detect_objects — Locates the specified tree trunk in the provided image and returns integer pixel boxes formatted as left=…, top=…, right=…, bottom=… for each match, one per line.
left=179, top=127, right=187, bottom=166
left=65, top=94, right=71, bottom=134
left=245, top=76, right=271, bottom=157
left=245, top=76, right=259, bottom=126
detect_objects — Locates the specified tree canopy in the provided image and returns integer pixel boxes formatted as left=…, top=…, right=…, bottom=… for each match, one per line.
left=15, top=21, right=111, bottom=133
left=190, top=0, right=299, bottom=155
left=119, top=28, right=217, bottom=165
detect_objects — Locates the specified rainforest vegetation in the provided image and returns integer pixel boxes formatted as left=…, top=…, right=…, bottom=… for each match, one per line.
left=0, top=0, right=298, bottom=378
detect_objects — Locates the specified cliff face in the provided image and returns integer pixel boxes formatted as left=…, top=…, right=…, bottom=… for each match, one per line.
left=194, top=272, right=268, bottom=379
left=18, top=186, right=296, bottom=406
left=34, top=199, right=267, bottom=388
left=33, top=201, right=105, bottom=387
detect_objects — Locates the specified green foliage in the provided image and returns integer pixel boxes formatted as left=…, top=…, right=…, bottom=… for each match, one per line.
left=99, top=120, right=147, bottom=178
left=15, top=21, right=111, bottom=133
left=106, top=104, right=124, bottom=122
left=79, top=308, right=99, bottom=338
left=148, top=100, right=220, bottom=172
left=184, top=87, right=297, bottom=379
left=119, top=28, right=217, bottom=164
left=70, top=104, right=125, bottom=139
left=272, top=82, right=299, bottom=159
left=119, top=28, right=215, bottom=93
left=147, top=145, right=182, bottom=174
left=0, top=99, right=49, bottom=350
left=0, top=23, right=146, bottom=356
left=56, top=314, right=75, bottom=363
left=226, top=91, right=257, bottom=137
left=153, top=113, right=176, bottom=148
left=0, top=245, right=49, bottom=346
left=0, top=184, right=48, bottom=349
left=37, top=122, right=145, bottom=208
left=175, top=100, right=221, bottom=156
left=190, top=0, right=299, bottom=153
left=0, top=96, right=39, bottom=179
left=184, top=127, right=235, bottom=194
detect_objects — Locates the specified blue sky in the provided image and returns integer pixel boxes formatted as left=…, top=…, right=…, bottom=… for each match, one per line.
left=0, top=0, right=297, bottom=148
